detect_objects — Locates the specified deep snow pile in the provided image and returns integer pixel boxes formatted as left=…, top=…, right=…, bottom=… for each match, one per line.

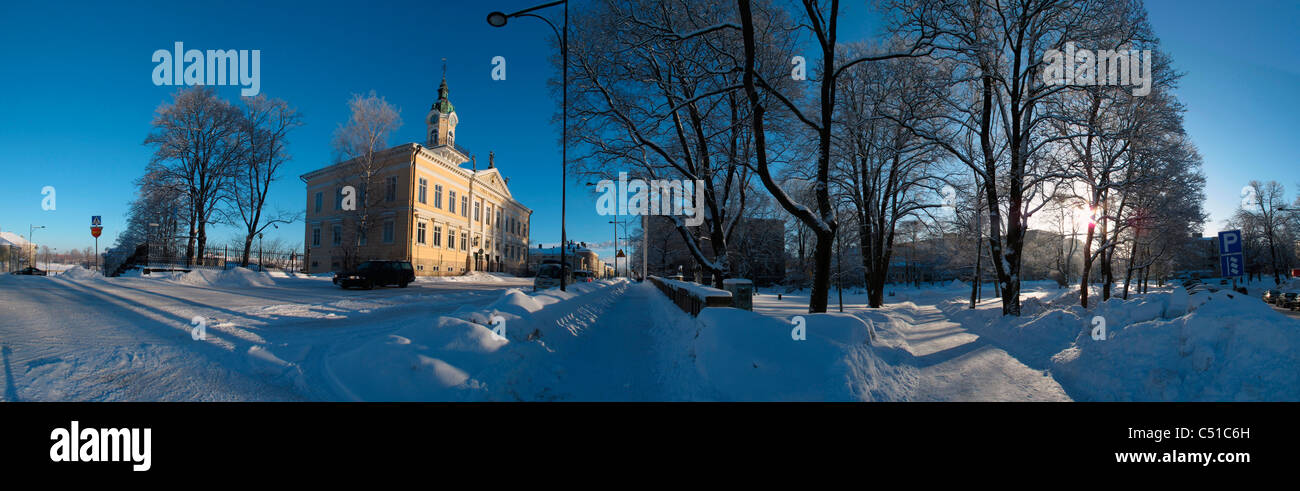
left=171, top=267, right=276, bottom=288
left=325, top=279, right=629, bottom=401
left=416, top=272, right=518, bottom=284
left=1050, top=289, right=1300, bottom=401
left=693, top=308, right=917, bottom=401
left=57, top=266, right=102, bottom=282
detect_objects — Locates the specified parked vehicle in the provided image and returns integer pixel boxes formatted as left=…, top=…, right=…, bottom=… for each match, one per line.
left=1263, top=289, right=1283, bottom=304
left=533, top=263, right=572, bottom=291
left=10, top=267, right=47, bottom=276
left=1281, top=292, right=1300, bottom=310
left=573, top=270, right=595, bottom=283
left=333, top=260, right=415, bottom=289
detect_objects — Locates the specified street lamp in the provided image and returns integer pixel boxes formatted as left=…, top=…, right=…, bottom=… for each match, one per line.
left=608, top=219, right=620, bottom=278
left=28, top=224, right=44, bottom=268
left=488, top=0, right=568, bottom=290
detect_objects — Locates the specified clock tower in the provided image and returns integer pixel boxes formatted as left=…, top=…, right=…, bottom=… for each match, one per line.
left=427, top=71, right=458, bottom=148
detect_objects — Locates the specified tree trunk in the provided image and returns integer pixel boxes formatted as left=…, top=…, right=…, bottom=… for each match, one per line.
left=808, top=231, right=834, bottom=313
left=241, top=235, right=254, bottom=267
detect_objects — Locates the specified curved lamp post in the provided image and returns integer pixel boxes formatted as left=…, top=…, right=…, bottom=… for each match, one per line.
left=487, top=0, right=568, bottom=291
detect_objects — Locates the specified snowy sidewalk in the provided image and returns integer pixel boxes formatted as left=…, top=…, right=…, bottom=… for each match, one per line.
left=881, top=303, right=1070, bottom=401
left=530, top=281, right=703, bottom=401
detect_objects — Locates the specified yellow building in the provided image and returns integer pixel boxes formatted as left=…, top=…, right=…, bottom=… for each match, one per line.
left=301, top=75, right=532, bottom=276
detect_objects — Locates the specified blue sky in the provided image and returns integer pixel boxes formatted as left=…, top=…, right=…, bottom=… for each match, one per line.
left=0, top=0, right=1295, bottom=258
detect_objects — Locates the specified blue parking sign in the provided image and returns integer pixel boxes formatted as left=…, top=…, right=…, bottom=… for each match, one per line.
left=1218, top=230, right=1242, bottom=255
left=1220, top=253, right=1244, bottom=278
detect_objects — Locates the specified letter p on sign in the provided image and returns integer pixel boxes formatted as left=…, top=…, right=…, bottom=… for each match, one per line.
left=1218, top=230, right=1242, bottom=255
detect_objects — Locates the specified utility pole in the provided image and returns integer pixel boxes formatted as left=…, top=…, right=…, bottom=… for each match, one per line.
left=642, top=214, right=648, bottom=281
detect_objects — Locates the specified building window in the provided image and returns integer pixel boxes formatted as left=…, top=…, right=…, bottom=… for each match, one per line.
left=522, top=223, right=527, bottom=237
left=383, top=219, right=395, bottom=243
left=312, top=227, right=321, bottom=247
left=474, top=201, right=481, bottom=222
left=417, top=222, right=427, bottom=245
left=314, top=192, right=322, bottom=213
left=460, top=232, right=467, bottom=251
left=449, top=191, right=457, bottom=214
left=331, top=224, right=342, bottom=246
left=385, top=176, right=397, bottom=202
left=445, top=227, right=453, bottom=249
left=433, top=225, right=442, bottom=247
left=461, top=196, right=468, bottom=217
left=418, top=178, right=428, bottom=204
left=357, top=224, right=367, bottom=246
left=335, top=188, right=343, bottom=210
left=434, top=184, right=443, bottom=209
left=486, top=204, right=492, bottom=225
left=497, top=209, right=502, bottom=226
left=486, top=238, right=492, bottom=251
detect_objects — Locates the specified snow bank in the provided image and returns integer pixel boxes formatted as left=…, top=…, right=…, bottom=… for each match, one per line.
left=328, top=316, right=512, bottom=401
left=57, top=266, right=102, bottom=282
left=417, top=272, right=518, bottom=283
left=171, top=267, right=276, bottom=288
left=325, top=279, right=629, bottom=401
left=693, top=308, right=916, bottom=401
left=1051, top=290, right=1300, bottom=401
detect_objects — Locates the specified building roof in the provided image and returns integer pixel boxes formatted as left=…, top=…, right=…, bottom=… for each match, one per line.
left=532, top=244, right=595, bottom=255
left=0, top=231, right=31, bottom=247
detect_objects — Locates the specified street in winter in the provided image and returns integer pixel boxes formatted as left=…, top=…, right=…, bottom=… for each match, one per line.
left=1, top=0, right=1298, bottom=406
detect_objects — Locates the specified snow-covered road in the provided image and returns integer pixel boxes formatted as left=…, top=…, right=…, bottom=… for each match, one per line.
left=0, top=272, right=530, bottom=401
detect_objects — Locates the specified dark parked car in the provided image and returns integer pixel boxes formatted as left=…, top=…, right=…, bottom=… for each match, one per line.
left=533, top=262, right=572, bottom=291
left=11, top=267, right=47, bottom=276
left=333, top=260, right=415, bottom=289
left=1280, top=292, right=1300, bottom=310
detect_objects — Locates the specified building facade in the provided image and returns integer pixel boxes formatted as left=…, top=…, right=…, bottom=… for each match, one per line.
left=301, top=75, right=532, bottom=276
left=526, top=242, right=605, bottom=276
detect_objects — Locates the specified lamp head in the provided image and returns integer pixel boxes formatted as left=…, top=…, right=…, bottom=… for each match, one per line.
left=486, top=12, right=508, bottom=27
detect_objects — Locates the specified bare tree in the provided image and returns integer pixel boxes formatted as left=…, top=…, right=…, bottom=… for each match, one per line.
left=1237, top=180, right=1290, bottom=285
left=331, top=91, right=403, bottom=270
left=835, top=49, right=950, bottom=307
left=232, top=95, right=303, bottom=267
left=144, top=86, right=247, bottom=265
left=565, top=0, right=796, bottom=288
left=738, top=0, right=933, bottom=313
left=890, top=0, right=1142, bottom=315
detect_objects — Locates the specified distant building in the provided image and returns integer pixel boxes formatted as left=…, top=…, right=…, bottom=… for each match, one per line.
left=528, top=242, right=605, bottom=275
left=638, top=216, right=785, bottom=285
left=300, top=74, right=532, bottom=276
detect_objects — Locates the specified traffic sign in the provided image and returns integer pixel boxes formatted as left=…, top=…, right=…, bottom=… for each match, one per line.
left=1218, top=230, right=1242, bottom=255
left=91, top=215, right=102, bottom=227
left=90, top=226, right=102, bottom=238
left=1220, top=253, right=1244, bottom=278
